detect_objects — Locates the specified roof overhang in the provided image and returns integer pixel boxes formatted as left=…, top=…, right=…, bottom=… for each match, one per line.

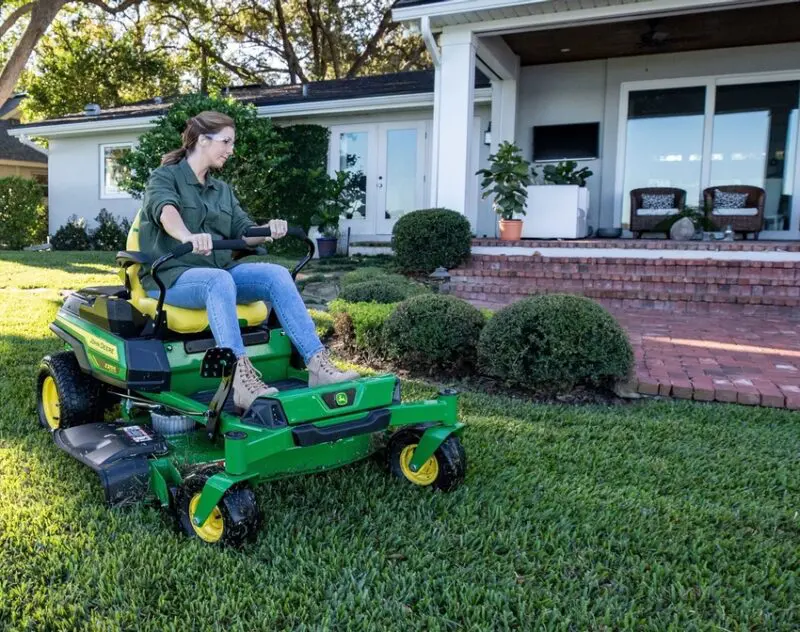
left=9, top=89, right=493, bottom=138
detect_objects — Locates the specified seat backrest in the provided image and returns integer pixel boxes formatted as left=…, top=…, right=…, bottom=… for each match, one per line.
left=123, top=211, right=147, bottom=302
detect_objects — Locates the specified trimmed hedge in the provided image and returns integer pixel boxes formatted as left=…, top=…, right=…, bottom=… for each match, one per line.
left=383, top=294, right=485, bottom=373
left=329, top=299, right=397, bottom=356
left=0, top=176, right=46, bottom=249
left=391, top=208, right=472, bottom=273
left=338, top=277, right=428, bottom=304
left=308, top=309, right=334, bottom=341
left=340, top=267, right=390, bottom=287
left=478, top=294, right=633, bottom=391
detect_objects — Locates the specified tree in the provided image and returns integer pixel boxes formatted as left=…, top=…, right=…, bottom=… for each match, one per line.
left=21, top=12, right=183, bottom=119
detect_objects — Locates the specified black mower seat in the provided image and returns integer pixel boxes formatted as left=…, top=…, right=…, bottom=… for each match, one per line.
left=119, top=211, right=269, bottom=335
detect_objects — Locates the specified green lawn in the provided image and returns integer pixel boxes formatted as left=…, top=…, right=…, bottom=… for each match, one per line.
left=1, top=254, right=799, bottom=630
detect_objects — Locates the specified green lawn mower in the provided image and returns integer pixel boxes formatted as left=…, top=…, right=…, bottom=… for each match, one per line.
left=36, top=218, right=466, bottom=546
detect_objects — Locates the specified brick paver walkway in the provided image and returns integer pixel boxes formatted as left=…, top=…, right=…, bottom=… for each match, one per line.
left=614, top=308, right=800, bottom=408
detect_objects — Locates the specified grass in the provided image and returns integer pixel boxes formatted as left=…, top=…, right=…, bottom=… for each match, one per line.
left=1, top=253, right=800, bottom=630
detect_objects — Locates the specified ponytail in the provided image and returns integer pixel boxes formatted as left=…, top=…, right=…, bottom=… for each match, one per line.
left=159, top=110, right=235, bottom=166
left=160, top=146, right=188, bottom=166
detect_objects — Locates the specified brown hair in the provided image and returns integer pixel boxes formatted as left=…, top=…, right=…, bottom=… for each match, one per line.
left=160, top=110, right=235, bottom=166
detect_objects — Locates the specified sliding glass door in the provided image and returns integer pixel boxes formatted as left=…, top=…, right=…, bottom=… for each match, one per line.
left=620, top=75, right=800, bottom=238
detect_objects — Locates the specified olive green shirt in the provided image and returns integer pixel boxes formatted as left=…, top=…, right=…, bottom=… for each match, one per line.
left=138, top=158, right=257, bottom=291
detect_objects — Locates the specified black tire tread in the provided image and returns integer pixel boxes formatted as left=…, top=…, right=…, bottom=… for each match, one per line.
left=388, top=427, right=467, bottom=492
left=37, top=351, right=106, bottom=430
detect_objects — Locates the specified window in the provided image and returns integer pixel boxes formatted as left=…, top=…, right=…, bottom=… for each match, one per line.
left=100, top=143, right=133, bottom=199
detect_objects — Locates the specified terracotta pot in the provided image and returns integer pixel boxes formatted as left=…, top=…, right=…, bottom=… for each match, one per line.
left=498, top=219, right=523, bottom=241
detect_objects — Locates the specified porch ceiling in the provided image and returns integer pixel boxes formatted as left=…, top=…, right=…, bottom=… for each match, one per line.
left=503, top=3, right=800, bottom=66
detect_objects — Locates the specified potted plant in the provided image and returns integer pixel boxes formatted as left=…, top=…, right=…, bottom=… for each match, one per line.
left=312, top=170, right=362, bottom=258
left=524, top=160, right=593, bottom=239
left=476, top=141, right=533, bottom=241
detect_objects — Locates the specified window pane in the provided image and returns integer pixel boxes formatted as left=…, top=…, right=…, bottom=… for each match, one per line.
left=103, top=145, right=131, bottom=196
left=623, top=86, right=706, bottom=221
left=710, top=81, right=799, bottom=231
left=339, top=132, right=367, bottom=218
left=384, top=129, right=417, bottom=221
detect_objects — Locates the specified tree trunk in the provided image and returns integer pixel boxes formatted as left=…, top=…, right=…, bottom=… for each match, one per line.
left=0, top=0, right=69, bottom=109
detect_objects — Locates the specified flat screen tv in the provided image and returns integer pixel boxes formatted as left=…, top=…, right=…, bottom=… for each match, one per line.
left=532, top=122, right=599, bottom=162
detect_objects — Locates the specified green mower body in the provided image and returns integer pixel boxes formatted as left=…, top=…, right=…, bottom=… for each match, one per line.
left=37, top=227, right=466, bottom=546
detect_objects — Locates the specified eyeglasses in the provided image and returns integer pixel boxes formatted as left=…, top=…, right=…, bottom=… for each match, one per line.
left=204, top=133, right=235, bottom=148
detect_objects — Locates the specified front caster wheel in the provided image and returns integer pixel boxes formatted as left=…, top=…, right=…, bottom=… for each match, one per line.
left=175, top=465, right=261, bottom=547
left=388, top=428, right=466, bottom=492
left=36, top=351, right=106, bottom=431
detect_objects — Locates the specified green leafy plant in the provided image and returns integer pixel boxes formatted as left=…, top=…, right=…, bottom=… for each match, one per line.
left=383, top=294, right=486, bottom=374
left=90, top=209, right=131, bottom=251
left=476, top=141, right=533, bottom=220
left=478, top=294, right=633, bottom=392
left=338, top=277, right=428, bottom=304
left=0, top=176, right=47, bottom=250
left=329, top=299, right=398, bottom=356
left=654, top=205, right=715, bottom=233
left=540, top=160, right=593, bottom=187
left=51, top=215, right=90, bottom=251
left=391, top=208, right=472, bottom=273
left=311, top=170, right=364, bottom=238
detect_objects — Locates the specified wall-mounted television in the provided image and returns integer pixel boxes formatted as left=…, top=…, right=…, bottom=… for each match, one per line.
left=532, top=122, right=600, bottom=162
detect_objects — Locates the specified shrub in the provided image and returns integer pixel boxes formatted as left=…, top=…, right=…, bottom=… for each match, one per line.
left=0, top=176, right=47, bottom=249
left=329, top=299, right=397, bottom=356
left=338, top=278, right=425, bottom=304
left=391, top=208, right=472, bottom=273
left=308, top=309, right=335, bottom=341
left=383, top=294, right=485, bottom=373
left=90, top=208, right=130, bottom=251
left=340, top=267, right=389, bottom=287
left=51, top=215, right=90, bottom=251
left=477, top=294, right=633, bottom=391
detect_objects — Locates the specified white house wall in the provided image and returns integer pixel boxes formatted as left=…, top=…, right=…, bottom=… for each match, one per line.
left=512, top=42, right=800, bottom=230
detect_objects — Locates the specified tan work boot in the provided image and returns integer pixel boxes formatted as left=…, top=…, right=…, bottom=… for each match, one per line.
left=307, top=350, right=359, bottom=388
left=233, top=356, right=277, bottom=411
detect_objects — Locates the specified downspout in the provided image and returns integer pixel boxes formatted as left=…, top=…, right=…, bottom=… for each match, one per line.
left=421, top=16, right=441, bottom=207
left=18, top=133, right=48, bottom=156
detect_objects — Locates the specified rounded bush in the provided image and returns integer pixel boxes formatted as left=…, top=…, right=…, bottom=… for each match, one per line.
left=338, top=279, right=411, bottom=304
left=0, top=176, right=46, bottom=249
left=478, top=294, right=633, bottom=391
left=51, top=215, right=90, bottom=251
left=383, top=294, right=485, bottom=373
left=391, top=208, right=472, bottom=273
left=340, top=267, right=389, bottom=287
left=90, top=208, right=130, bottom=251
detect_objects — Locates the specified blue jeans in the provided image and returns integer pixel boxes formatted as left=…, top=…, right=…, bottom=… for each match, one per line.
left=147, top=263, right=324, bottom=361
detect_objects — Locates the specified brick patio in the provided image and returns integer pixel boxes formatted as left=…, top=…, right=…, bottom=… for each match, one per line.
left=613, top=308, right=800, bottom=409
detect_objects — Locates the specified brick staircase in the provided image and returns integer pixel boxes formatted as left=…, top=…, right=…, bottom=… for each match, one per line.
left=451, top=243, right=800, bottom=319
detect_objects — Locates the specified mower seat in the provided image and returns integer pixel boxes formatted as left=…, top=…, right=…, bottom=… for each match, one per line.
left=119, top=211, right=269, bottom=335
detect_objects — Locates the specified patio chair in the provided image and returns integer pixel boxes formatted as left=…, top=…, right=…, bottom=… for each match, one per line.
left=630, top=188, right=686, bottom=238
left=703, top=186, right=765, bottom=239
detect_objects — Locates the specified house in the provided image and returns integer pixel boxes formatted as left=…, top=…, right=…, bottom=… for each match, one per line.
left=8, top=0, right=800, bottom=241
left=0, top=94, right=47, bottom=193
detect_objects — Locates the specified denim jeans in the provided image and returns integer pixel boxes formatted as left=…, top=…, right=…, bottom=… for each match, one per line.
left=147, top=263, right=324, bottom=361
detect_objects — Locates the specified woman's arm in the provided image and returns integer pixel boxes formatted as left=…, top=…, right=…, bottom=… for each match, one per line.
left=161, top=204, right=213, bottom=255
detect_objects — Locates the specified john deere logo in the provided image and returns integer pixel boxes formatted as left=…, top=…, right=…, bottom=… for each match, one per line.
left=335, top=392, right=348, bottom=406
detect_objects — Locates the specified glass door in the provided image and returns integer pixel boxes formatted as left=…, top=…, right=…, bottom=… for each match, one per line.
left=375, top=122, right=426, bottom=235
left=330, top=126, right=376, bottom=235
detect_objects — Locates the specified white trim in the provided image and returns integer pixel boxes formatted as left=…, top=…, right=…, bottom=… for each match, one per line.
left=8, top=115, right=159, bottom=138
left=99, top=142, right=134, bottom=200
left=15, top=133, right=48, bottom=156
left=393, top=0, right=550, bottom=22
left=615, top=69, right=800, bottom=236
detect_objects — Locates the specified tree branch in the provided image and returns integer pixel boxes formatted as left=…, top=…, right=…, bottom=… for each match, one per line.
left=78, top=0, right=144, bottom=14
left=274, top=0, right=307, bottom=84
left=346, top=8, right=396, bottom=79
left=0, top=1, right=34, bottom=40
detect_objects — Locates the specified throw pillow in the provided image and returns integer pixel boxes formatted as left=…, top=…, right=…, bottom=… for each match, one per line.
left=714, top=190, right=748, bottom=209
left=641, top=193, right=675, bottom=209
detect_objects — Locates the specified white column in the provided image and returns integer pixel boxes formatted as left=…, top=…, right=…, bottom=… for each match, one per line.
left=490, top=78, right=518, bottom=154
left=433, top=28, right=477, bottom=219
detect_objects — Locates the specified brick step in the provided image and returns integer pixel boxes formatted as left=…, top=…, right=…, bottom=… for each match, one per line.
left=453, top=288, right=800, bottom=320
left=451, top=267, right=800, bottom=286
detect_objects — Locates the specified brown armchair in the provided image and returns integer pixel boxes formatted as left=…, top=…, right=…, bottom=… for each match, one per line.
left=630, top=188, right=687, bottom=238
left=703, top=185, right=765, bottom=238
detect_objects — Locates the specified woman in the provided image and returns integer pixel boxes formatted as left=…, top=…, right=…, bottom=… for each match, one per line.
left=138, top=110, right=358, bottom=411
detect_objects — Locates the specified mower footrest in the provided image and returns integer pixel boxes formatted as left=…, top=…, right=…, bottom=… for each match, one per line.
left=53, top=423, right=168, bottom=506
left=292, top=409, right=390, bottom=447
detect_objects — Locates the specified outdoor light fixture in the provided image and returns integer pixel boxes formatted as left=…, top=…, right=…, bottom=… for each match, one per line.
left=483, top=122, right=492, bottom=147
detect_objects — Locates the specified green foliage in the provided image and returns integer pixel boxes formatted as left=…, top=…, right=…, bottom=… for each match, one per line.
left=540, top=160, right=593, bottom=187
left=383, top=294, right=485, bottom=373
left=51, top=215, right=90, bottom=251
left=311, top=170, right=364, bottom=238
left=308, top=308, right=335, bottom=341
left=329, top=299, right=397, bottom=355
left=655, top=205, right=716, bottom=233
left=338, top=279, right=414, bottom=304
left=21, top=14, right=183, bottom=120
left=117, top=96, right=332, bottom=250
left=340, top=267, right=391, bottom=287
left=0, top=176, right=46, bottom=250
left=89, top=209, right=131, bottom=252
left=478, top=294, right=633, bottom=391
left=476, top=141, right=533, bottom=220
left=391, top=209, right=472, bottom=273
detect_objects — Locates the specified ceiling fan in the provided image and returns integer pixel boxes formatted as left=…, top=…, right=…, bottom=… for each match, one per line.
left=637, top=18, right=703, bottom=50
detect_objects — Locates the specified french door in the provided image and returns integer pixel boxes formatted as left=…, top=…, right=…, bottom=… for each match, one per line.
left=329, top=121, right=427, bottom=236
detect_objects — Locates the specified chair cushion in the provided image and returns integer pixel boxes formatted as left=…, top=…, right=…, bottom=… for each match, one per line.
left=713, top=190, right=748, bottom=209
left=641, top=193, right=675, bottom=209
left=636, top=208, right=679, bottom=217
left=711, top=207, right=759, bottom=217
left=132, top=296, right=269, bottom=334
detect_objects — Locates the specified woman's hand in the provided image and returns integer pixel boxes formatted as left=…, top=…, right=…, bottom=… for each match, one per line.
left=260, top=219, right=287, bottom=242
left=182, top=232, right=213, bottom=256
